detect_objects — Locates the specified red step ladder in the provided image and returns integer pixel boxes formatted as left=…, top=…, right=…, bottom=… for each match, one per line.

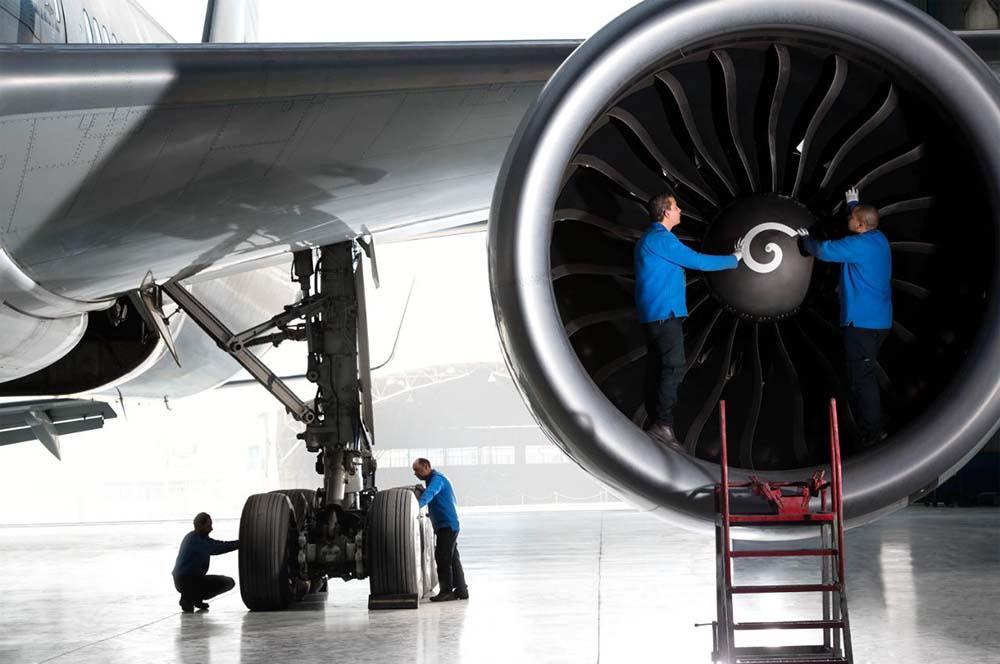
left=708, top=398, right=854, bottom=664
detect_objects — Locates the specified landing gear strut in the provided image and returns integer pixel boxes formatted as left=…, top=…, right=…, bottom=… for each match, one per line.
left=161, top=242, right=434, bottom=610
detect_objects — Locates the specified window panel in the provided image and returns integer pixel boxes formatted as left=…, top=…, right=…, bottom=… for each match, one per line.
left=445, top=447, right=480, bottom=466
left=525, top=445, right=570, bottom=464
left=481, top=446, right=515, bottom=465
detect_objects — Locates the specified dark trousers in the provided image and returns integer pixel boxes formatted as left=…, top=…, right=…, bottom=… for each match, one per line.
left=643, top=318, right=686, bottom=427
left=173, top=574, right=235, bottom=605
left=434, top=528, right=467, bottom=594
left=843, top=326, right=889, bottom=441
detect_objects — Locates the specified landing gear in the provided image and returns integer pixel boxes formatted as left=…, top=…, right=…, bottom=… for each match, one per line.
left=162, top=242, right=434, bottom=611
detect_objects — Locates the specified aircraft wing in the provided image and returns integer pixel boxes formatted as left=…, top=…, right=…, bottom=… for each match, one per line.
left=0, top=398, right=117, bottom=459
left=0, top=33, right=993, bottom=416
left=0, top=41, right=574, bottom=392
left=0, top=42, right=576, bottom=303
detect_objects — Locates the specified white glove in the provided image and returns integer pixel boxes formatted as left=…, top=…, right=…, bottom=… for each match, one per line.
left=795, top=228, right=810, bottom=237
left=732, top=237, right=745, bottom=262
left=845, top=186, right=860, bottom=207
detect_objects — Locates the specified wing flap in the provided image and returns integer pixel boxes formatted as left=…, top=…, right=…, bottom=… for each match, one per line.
left=0, top=399, right=117, bottom=458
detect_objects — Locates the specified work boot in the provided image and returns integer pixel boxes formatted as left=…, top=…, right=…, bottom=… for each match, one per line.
left=179, top=600, right=194, bottom=614
left=194, top=601, right=209, bottom=611
left=430, top=591, right=458, bottom=602
left=647, top=423, right=685, bottom=454
left=455, top=588, right=469, bottom=600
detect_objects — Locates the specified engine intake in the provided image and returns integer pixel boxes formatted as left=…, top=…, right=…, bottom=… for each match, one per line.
left=489, top=0, right=1000, bottom=531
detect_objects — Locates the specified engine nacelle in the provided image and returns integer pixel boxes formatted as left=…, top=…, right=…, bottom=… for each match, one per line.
left=489, top=0, right=1000, bottom=533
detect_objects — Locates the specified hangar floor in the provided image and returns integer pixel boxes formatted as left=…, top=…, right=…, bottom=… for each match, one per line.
left=0, top=506, right=997, bottom=664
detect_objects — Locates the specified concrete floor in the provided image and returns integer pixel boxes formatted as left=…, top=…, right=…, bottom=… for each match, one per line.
left=0, top=506, right=997, bottom=664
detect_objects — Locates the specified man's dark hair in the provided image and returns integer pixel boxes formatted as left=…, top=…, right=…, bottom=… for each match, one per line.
left=414, top=457, right=431, bottom=468
left=854, top=204, right=879, bottom=229
left=193, top=512, right=211, bottom=529
left=649, top=188, right=677, bottom=221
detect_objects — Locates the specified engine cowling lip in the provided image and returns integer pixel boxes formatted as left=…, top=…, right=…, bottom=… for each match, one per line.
left=489, top=0, right=1000, bottom=531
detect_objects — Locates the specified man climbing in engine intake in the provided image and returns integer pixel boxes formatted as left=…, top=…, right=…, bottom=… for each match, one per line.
left=171, top=512, right=239, bottom=613
left=413, top=457, right=467, bottom=603
left=635, top=187, right=744, bottom=451
left=798, top=187, right=892, bottom=448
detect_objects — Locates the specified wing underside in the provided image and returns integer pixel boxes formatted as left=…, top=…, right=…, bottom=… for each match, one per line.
left=0, top=398, right=117, bottom=458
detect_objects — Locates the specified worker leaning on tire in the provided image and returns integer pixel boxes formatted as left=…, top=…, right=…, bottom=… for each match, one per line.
left=412, top=458, right=468, bottom=602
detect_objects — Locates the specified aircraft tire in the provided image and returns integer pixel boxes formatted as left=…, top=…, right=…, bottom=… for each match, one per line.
left=270, top=489, right=328, bottom=595
left=239, top=492, right=295, bottom=611
left=269, top=488, right=315, bottom=531
left=367, top=487, right=424, bottom=598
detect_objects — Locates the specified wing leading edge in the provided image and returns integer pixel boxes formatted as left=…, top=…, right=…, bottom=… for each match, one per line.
left=0, top=42, right=577, bottom=308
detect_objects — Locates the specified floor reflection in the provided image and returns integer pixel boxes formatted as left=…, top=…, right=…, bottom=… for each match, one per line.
left=0, top=507, right=996, bottom=663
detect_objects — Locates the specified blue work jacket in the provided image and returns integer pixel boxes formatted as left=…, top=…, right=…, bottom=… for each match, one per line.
left=803, top=230, right=892, bottom=330
left=172, top=531, right=239, bottom=577
left=418, top=470, right=460, bottom=531
left=634, top=223, right=738, bottom=322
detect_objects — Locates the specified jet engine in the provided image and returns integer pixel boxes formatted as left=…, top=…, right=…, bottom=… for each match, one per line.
left=489, top=0, right=1000, bottom=531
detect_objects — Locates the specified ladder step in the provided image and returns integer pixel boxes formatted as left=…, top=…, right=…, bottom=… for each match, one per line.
left=735, top=619, right=845, bottom=630
left=728, top=513, right=835, bottom=525
left=731, top=548, right=837, bottom=558
left=731, top=584, right=839, bottom=594
left=733, top=644, right=846, bottom=661
left=736, top=658, right=847, bottom=663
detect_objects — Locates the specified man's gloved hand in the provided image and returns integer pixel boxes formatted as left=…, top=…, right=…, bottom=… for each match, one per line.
left=795, top=228, right=810, bottom=238
left=733, top=236, right=745, bottom=262
left=845, top=186, right=860, bottom=207
left=413, top=484, right=425, bottom=498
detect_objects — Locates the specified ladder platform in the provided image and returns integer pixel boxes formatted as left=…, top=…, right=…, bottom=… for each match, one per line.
left=731, top=548, right=837, bottom=558
left=728, top=513, right=836, bottom=525
left=734, top=619, right=846, bottom=631
left=731, top=584, right=839, bottom=594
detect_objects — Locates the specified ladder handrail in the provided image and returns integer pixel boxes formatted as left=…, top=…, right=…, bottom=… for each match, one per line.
left=713, top=397, right=852, bottom=664
left=828, top=398, right=848, bottom=588
left=719, top=400, right=732, bottom=590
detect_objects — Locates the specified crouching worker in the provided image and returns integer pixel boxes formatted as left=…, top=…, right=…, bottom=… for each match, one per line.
left=413, top=458, right=468, bottom=602
left=172, top=512, right=239, bottom=613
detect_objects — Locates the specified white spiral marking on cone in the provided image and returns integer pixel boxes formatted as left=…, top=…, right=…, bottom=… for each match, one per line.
left=741, top=222, right=799, bottom=274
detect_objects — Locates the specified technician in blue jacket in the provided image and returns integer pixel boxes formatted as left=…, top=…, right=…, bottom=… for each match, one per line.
left=798, top=187, right=892, bottom=447
left=171, top=512, right=239, bottom=613
left=413, top=458, right=467, bottom=602
left=636, top=189, right=743, bottom=450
